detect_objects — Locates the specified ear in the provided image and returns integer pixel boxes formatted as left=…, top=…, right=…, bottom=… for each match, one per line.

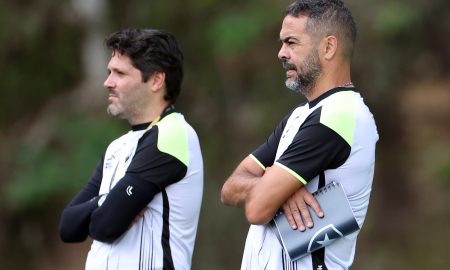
left=320, top=35, right=338, bottom=61
left=149, top=72, right=166, bottom=93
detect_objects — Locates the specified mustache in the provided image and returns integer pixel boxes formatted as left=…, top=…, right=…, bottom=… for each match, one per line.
left=282, top=60, right=296, bottom=71
left=108, top=89, right=118, bottom=96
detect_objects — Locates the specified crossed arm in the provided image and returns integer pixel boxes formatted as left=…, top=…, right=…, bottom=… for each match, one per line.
left=221, top=156, right=323, bottom=231
left=59, top=131, right=186, bottom=243
left=59, top=172, right=160, bottom=243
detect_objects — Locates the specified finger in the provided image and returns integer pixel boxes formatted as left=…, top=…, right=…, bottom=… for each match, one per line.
left=305, top=193, right=324, bottom=218
left=291, top=206, right=306, bottom=231
left=285, top=200, right=305, bottom=231
left=282, top=203, right=298, bottom=230
left=297, top=202, right=313, bottom=229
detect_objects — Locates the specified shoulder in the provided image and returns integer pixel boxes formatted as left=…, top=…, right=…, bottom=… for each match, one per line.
left=320, top=90, right=358, bottom=115
left=319, top=91, right=359, bottom=145
left=155, top=113, right=195, bottom=166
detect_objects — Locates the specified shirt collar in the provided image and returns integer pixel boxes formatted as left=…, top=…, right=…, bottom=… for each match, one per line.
left=308, top=87, right=356, bottom=108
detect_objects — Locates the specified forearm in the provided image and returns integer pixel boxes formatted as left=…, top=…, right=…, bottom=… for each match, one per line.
left=59, top=175, right=102, bottom=242
left=221, top=156, right=264, bottom=208
left=221, top=173, right=259, bottom=208
left=245, top=165, right=302, bottom=224
left=59, top=196, right=100, bottom=242
left=89, top=175, right=159, bottom=243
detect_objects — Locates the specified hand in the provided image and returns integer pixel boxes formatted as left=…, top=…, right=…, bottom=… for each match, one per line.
left=129, top=207, right=148, bottom=228
left=282, top=186, right=324, bottom=231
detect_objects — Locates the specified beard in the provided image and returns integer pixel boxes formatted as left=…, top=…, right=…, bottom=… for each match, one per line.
left=106, top=92, right=125, bottom=118
left=282, top=48, right=322, bottom=96
left=106, top=83, right=148, bottom=121
left=107, top=104, right=121, bottom=117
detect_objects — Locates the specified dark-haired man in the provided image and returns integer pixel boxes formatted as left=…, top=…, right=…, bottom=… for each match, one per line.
left=59, top=28, right=203, bottom=270
left=221, top=0, right=378, bottom=269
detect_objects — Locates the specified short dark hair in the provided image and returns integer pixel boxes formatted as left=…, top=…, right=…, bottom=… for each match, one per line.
left=105, top=28, right=184, bottom=104
left=285, top=0, right=357, bottom=59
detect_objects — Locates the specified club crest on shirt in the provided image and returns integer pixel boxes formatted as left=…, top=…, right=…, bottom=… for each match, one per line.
left=123, top=146, right=136, bottom=167
left=105, top=152, right=119, bottom=169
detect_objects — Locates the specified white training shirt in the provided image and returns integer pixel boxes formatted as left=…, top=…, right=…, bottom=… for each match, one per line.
left=242, top=88, right=379, bottom=270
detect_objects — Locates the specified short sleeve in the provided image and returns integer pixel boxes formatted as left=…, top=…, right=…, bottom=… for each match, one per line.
left=251, top=110, right=294, bottom=169
left=276, top=108, right=350, bottom=183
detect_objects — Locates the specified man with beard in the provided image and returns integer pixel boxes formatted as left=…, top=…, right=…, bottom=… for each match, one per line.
left=59, top=28, right=203, bottom=270
left=221, top=0, right=378, bottom=269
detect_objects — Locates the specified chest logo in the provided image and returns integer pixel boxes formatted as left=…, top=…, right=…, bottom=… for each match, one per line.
left=126, top=185, right=134, bottom=196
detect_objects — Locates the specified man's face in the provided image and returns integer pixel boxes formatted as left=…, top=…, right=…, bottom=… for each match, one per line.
left=278, top=15, right=322, bottom=96
left=103, top=52, right=150, bottom=121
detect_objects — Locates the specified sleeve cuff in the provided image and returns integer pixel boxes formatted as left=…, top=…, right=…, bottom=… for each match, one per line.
left=274, top=162, right=307, bottom=185
left=249, top=154, right=266, bottom=171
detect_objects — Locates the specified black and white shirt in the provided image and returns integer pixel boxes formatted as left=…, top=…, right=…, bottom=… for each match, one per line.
left=59, top=109, right=203, bottom=270
left=241, top=88, right=378, bottom=270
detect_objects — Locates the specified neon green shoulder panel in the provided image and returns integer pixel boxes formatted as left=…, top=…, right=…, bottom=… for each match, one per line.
left=156, top=113, right=189, bottom=166
left=320, top=91, right=356, bottom=146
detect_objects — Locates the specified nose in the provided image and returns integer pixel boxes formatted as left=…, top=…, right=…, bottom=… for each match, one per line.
left=104, top=74, right=115, bottom=89
left=278, top=43, right=289, bottom=61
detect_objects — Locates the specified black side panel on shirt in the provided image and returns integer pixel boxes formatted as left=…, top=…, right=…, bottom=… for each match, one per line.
left=311, top=172, right=328, bottom=270
left=162, top=189, right=175, bottom=270
left=312, top=247, right=328, bottom=270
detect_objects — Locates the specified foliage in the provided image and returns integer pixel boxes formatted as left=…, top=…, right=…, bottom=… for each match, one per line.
left=6, top=113, right=124, bottom=211
left=373, top=2, right=420, bottom=37
left=0, top=0, right=449, bottom=269
left=0, top=0, right=83, bottom=128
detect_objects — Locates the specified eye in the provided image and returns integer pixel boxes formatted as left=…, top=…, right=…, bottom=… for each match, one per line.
left=287, top=39, right=297, bottom=46
left=109, top=69, right=125, bottom=77
left=281, top=38, right=296, bottom=47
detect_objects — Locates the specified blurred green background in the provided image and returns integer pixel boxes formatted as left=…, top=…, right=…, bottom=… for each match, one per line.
left=0, top=0, right=449, bottom=269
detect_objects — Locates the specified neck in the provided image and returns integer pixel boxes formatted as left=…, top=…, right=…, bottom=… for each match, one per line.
left=128, top=101, right=170, bottom=126
left=305, top=62, right=352, bottom=101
